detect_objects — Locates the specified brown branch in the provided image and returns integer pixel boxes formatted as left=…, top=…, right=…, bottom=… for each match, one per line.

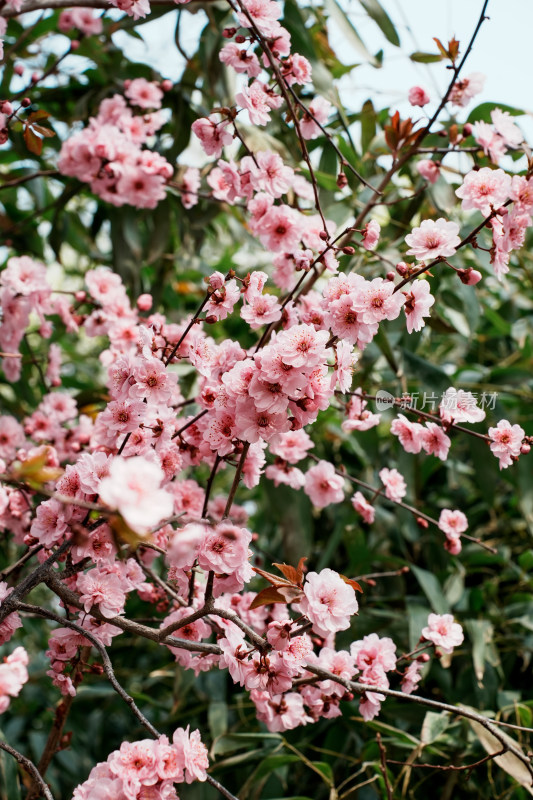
left=376, top=733, right=393, bottom=800
left=0, top=170, right=60, bottom=191
left=25, top=646, right=90, bottom=800
left=0, top=741, right=55, bottom=800
left=44, top=571, right=221, bottom=655
left=223, top=442, right=250, bottom=519
left=18, top=602, right=160, bottom=738
left=304, top=664, right=533, bottom=780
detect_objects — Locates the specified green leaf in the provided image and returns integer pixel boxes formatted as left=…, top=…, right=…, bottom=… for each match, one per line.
left=421, top=711, right=450, bottom=744
left=253, top=754, right=301, bottom=781
left=410, top=51, right=445, bottom=63
left=324, top=0, right=379, bottom=66
left=411, top=565, right=450, bottom=614
left=465, top=619, right=493, bottom=686
left=357, top=0, right=400, bottom=46
left=311, top=761, right=334, bottom=786
left=467, top=102, right=524, bottom=124
left=208, top=701, right=228, bottom=740
left=361, top=99, right=377, bottom=154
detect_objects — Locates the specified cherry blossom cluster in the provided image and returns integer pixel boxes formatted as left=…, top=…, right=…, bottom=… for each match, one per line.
left=58, top=79, right=172, bottom=208
left=72, top=727, right=209, bottom=799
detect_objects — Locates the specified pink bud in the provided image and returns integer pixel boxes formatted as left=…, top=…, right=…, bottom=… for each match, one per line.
left=222, top=27, right=237, bottom=38
left=70, top=40, right=80, bottom=50
left=31, top=73, right=40, bottom=83
left=396, top=261, right=409, bottom=277
left=457, top=267, right=482, bottom=285
left=521, top=443, right=531, bottom=455
left=161, top=79, right=173, bottom=92
left=408, top=86, right=430, bottom=107
left=386, top=271, right=395, bottom=281
left=463, top=123, right=473, bottom=136
left=14, top=65, right=24, bottom=76
left=444, top=537, right=462, bottom=555
left=136, top=293, right=153, bottom=311
left=0, top=101, right=13, bottom=114
left=319, top=231, right=329, bottom=241
left=21, top=98, right=31, bottom=108
left=417, top=653, right=430, bottom=663
left=74, top=290, right=86, bottom=302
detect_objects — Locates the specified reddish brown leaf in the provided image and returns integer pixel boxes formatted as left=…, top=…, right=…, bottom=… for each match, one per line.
left=32, top=123, right=55, bottom=139
left=273, top=562, right=303, bottom=586
left=448, top=37, right=460, bottom=62
left=433, top=37, right=449, bottom=58
left=252, top=565, right=292, bottom=586
left=277, top=585, right=305, bottom=603
left=340, top=575, right=364, bottom=593
left=249, top=586, right=288, bottom=609
left=26, top=110, right=50, bottom=123
left=23, top=125, right=42, bottom=156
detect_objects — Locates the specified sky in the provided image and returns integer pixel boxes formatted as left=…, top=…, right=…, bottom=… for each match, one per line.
left=113, top=0, right=533, bottom=128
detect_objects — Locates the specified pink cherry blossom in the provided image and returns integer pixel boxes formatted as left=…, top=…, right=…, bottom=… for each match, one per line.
left=421, top=613, right=464, bottom=653
left=390, top=414, right=425, bottom=454
left=99, top=456, right=174, bottom=534
left=361, top=220, right=380, bottom=251
left=421, top=422, right=451, bottom=461
left=403, top=279, right=435, bottom=333
left=379, top=467, right=406, bottom=502
left=300, top=96, right=332, bottom=139
left=351, top=491, right=375, bottom=524
left=455, top=167, right=511, bottom=216
left=304, top=460, right=344, bottom=508
left=405, top=218, right=461, bottom=261
left=0, top=646, right=29, bottom=714
left=439, top=388, right=486, bottom=424
left=449, top=72, right=485, bottom=107
left=408, top=86, right=430, bottom=107
left=488, top=419, right=525, bottom=469
left=416, top=159, right=440, bottom=184
left=299, top=568, right=358, bottom=636
left=438, top=509, right=468, bottom=540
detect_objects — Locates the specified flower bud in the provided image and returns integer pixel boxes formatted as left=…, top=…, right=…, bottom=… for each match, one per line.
left=416, top=517, right=429, bottom=529
left=222, top=27, right=237, bottom=38
left=70, top=40, right=80, bottom=50
left=342, top=246, right=355, bottom=255
left=457, top=267, right=482, bottom=285
left=396, top=261, right=409, bottom=277
left=336, top=172, right=348, bottom=189
left=14, top=64, right=24, bottom=76
left=21, top=98, right=31, bottom=108
left=386, top=271, right=395, bottom=281
left=137, top=293, right=153, bottom=311
left=521, top=443, right=531, bottom=455
left=319, top=231, right=329, bottom=241
left=0, top=101, right=13, bottom=114
left=160, top=79, right=173, bottom=92
left=463, top=123, right=473, bottom=136
left=235, top=35, right=246, bottom=43
left=417, top=653, right=430, bottom=663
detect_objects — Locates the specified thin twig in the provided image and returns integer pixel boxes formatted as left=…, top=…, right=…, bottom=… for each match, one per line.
left=0, top=741, right=54, bottom=800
